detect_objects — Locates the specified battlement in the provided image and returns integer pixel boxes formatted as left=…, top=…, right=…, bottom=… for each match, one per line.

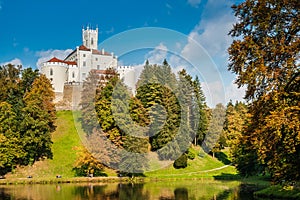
left=117, top=65, right=134, bottom=70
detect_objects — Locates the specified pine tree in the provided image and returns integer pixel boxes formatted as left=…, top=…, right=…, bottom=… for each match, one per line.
left=202, top=103, right=226, bottom=158
left=80, top=70, right=100, bottom=134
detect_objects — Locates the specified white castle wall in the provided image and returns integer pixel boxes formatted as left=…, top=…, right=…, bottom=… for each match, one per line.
left=82, top=27, right=98, bottom=50
left=117, top=66, right=136, bottom=94
left=41, top=62, right=68, bottom=93
left=67, top=65, right=78, bottom=83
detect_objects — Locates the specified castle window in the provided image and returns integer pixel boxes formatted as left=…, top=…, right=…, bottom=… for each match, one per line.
left=95, top=58, right=98, bottom=61
left=83, top=54, right=86, bottom=57
left=82, top=73, right=86, bottom=80
left=97, top=65, right=100, bottom=70
left=72, top=72, right=75, bottom=78
left=83, top=61, right=86, bottom=67
left=91, top=38, right=94, bottom=45
left=50, top=68, right=53, bottom=76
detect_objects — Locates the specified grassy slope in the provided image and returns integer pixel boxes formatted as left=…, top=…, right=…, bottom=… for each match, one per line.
left=7, top=111, right=81, bottom=179
left=145, top=147, right=237, bottom=178
left=7, top=111, right=237, bottom=179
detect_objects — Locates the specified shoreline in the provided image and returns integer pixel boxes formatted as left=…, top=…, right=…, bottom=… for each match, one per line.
left=0, top=176, right=238, bottom=185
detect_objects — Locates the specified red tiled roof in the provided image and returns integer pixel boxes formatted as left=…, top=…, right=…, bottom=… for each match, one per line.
left=92, top=49, right=111, bottom=56
left=64, top=61, right=77, bottom=65
left=79, top=45, right=90, bottom=51
left=47, top=57, right=64, bottom=63
left=47, top=57, right=77, bottom=66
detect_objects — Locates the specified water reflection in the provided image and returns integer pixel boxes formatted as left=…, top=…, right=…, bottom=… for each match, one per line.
left=0, top=181, right=258, bottom=200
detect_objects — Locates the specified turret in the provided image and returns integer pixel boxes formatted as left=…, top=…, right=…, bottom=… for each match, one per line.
left=82, top=26, right=98, bottom=50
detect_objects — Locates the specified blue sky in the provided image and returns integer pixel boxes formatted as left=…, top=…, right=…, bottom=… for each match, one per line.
left=0, top=0, right=245, bottom=106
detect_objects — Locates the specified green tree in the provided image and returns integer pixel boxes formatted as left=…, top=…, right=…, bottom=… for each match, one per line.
left=203, top=103, right=226, bottom=158
left=228, top=0, right=300, bottom=182
left=80, top=70, right=100, bottom=134
left=0, top=102, right=25, bottom=175
left=173, top=154, right=188, bottom=169
left=193, top=76, right=208, bottom=145
left=0, top=64, right=22, bottom=107
left=21, top=74, right=56, bottom=164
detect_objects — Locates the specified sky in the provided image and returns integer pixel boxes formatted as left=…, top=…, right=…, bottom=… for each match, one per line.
left=0, top=0, right=246, bottom=107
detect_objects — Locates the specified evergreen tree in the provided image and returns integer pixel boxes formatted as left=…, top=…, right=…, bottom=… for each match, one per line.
left=193, top=76, right=208, bottom=145
left=80, top=70, right=100, bottom=134
left=202, top=103, right=226, bottom=158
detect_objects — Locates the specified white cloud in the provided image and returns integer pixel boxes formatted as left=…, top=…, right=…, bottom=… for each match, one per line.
left=0, top=58, right=23, bottom=66
left=178, top=0, right=241, bottom=107
left=201, top=81, right=225, bottom=107
left=187, top=0, right=201, bottom=8
left=185, top=0, right=235, bottom=59
left=145, top=43, right=168, bottom=64
left=35, top=49, right=73, bottom=69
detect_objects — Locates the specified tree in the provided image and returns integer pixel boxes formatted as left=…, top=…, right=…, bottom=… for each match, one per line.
left=21, top=74, right=56, bottom=164
left=73, top=146, right=105, bottom=177
left=0, top=64, right=22, bottom=107
left=0, top=102, right=25, bottom=175
left=0, top=66, right=56, bottom=173
left=228, top=0, right=300, bottom=182
left=80, top=70, right=100, bottom=134
left=223, top=101, right=248, bottom=149
left=136, top=63, right=181, bottom=160
left=202, top=103, right=226, bottom=158
left=193, top=76, right=208, bottom=145
left=173, top=154, right=188, bottom=169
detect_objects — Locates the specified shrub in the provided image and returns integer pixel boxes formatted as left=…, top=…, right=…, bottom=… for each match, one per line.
left=173, top=154, right=188, bottom=169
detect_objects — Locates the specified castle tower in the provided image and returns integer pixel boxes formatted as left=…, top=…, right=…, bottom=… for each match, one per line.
left=82, top=26, right=98, bottom=50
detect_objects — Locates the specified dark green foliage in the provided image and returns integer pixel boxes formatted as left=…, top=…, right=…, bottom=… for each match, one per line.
left=173, top=154, right=188, bottom=169
left=203, top=103, right=226, bottom=158
left=137, top=83, right=180, bottom=151
left=82, top=60, right=209, bottom=173
left=193, top=76, right=208, bottom=145
left=80, top=70, right=101, bottom=135
left=0, top=65, right=56, bottom=175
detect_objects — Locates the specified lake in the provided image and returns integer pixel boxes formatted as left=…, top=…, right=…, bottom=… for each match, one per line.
left=0, top=180, right=261, bottom=200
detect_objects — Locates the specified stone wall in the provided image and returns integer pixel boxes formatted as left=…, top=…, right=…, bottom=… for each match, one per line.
left=55, top=85, right=82, bottom=110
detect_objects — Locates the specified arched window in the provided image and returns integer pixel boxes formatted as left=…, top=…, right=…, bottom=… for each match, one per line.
left=50, top=68, right=53, bottom=76
left=72, top=72, right=75, bottom=78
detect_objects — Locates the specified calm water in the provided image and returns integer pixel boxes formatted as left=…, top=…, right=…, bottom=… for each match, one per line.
left=0, top=180, right=261, bottom=200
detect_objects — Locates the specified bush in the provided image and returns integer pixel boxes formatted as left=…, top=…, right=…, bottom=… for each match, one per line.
left=187, top=149, right=195, bottom=160
left=173, top=154, right=188, bottom=169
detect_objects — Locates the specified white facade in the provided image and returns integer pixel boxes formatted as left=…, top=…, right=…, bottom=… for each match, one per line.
left=41, top=60, right=68, bottom=93
left=82, top=27, right=98, bottom=50
left=41, top=27, right=135, bottom=95
left=118, top=66, right=136, bottom=94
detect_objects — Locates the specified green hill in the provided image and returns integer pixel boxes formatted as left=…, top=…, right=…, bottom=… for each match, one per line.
left=6, top=111, right=237, bottom=179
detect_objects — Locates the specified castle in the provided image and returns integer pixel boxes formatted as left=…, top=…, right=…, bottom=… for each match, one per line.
left=41, top=27, right=135, bottom=104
